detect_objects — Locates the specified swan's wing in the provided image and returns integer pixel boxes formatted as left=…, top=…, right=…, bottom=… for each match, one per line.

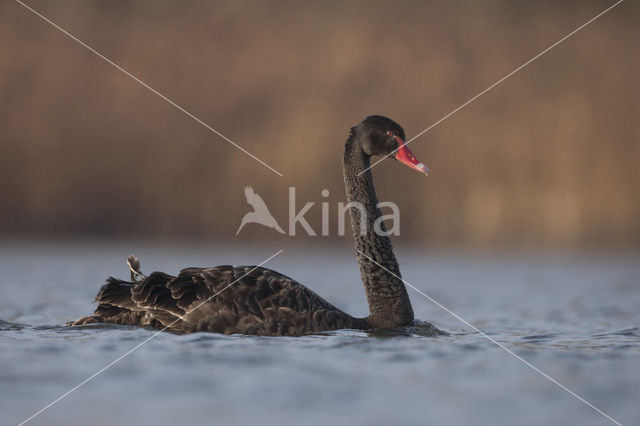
left=76, top=265, right=352, bottom=335
left=169, top=266, right=347, bottom=335
left=88, top=272, right=184, bottom=329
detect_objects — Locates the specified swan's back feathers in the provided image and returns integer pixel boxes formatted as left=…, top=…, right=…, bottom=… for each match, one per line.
left=70, top=264, right=361, bottom=336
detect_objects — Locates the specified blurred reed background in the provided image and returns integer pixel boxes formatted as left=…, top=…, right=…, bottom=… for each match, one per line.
left=1, top=0, right=638, bottom=248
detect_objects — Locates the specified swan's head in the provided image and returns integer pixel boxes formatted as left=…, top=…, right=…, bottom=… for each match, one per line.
left=357, top=115, right=429, bottom=175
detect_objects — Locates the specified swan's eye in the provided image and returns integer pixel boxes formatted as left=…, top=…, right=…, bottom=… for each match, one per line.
left=386, top=131, right=393, bottom=137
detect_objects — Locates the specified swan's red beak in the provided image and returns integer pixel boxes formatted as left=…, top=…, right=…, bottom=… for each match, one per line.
left=393, top=136, right=429, bottom=175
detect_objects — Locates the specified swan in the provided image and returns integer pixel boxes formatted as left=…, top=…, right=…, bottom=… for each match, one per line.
left=69, top=115, right=430, bottom=335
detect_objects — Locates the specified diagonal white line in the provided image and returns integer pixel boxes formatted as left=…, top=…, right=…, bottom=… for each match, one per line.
left=360, top=0, right=624, bottom=176
left=357, top=250, right=622, bottom=426
left=15, top=0, right=284, bottom=177
left=17, top=249, right=284, bottom=426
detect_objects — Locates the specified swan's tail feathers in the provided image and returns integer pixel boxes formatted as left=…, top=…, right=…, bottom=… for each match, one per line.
left=67, top=277, right=139, bottom=327
left=94, top=277, right=136, bottom=306
left=127, top=254, right=146, bottom=282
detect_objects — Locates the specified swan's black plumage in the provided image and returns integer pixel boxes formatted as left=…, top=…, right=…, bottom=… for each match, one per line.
left=71, top=266, right=363, bottom=335
left=69, top=115, right=427, bottom=336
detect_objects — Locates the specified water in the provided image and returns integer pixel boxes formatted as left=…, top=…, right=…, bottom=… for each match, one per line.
left=1, top=242, right=638, bottom=426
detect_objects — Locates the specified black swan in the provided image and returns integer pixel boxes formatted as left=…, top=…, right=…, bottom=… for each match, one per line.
left=69, top=115, right=432, bottom=336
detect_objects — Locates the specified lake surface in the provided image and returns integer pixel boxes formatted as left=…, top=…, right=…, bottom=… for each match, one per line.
left=1, top=242, right=638, bottom=426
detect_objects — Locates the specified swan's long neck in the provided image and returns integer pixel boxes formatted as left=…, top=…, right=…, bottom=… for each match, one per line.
left=343, top=132, right=414, bottom=328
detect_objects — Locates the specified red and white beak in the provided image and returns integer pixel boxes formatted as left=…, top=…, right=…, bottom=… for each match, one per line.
left=392, top=136, right=429, bottom=175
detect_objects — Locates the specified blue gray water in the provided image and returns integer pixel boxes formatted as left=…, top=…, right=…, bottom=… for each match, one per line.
left=1, top=242, right=638, bottom=426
